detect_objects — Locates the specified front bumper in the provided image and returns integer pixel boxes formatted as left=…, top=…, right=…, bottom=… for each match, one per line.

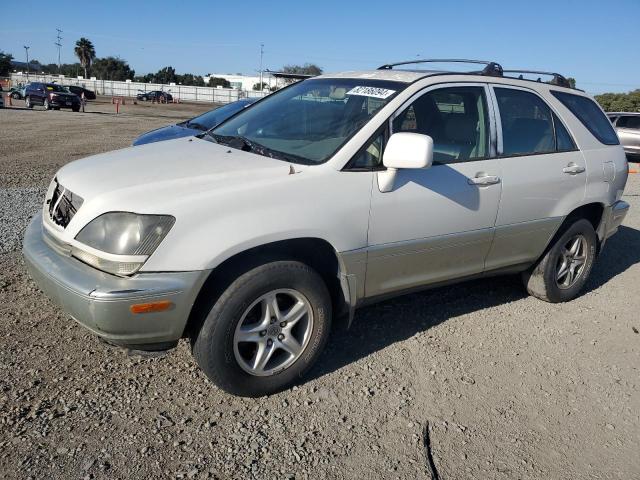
left=22, top=215, right=209, bottom=349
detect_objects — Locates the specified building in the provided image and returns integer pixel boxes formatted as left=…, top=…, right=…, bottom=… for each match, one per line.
left=204, top=73, right=274, bottom=91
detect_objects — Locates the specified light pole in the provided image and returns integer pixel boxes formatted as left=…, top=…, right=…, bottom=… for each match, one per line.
left=24, top=45, right=30, bottom=80
left=259, top=43, right=264, bottom=91
left=55, top=28, right=63, bottom=73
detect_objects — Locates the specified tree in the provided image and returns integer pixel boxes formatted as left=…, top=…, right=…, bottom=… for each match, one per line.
left=282, top=63, right=323, bottom=76
left=0, top=51, right=13, bottom=76
left=92, top=56, right=135, bottom=81
left=177, top=73, right=205, bottom=87
left=595, top=89, right=640, bottom=112
left=208, top=77, right=231, bottom=88
left=74, top=38, right=96, bottom=78
left=253, top=81, right=268, bottom=91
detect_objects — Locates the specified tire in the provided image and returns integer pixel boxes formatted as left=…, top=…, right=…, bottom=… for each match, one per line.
left=522, top=218, right=597, bottom=303
left=11, top=92, right=20, bottom=99
left=191, top=260, right=332, bottom=397
left=25, top=96, right=33, bottom=109
left=72, top=106, right=80, bottom=112
left=44, top=98, right=51, bottom=110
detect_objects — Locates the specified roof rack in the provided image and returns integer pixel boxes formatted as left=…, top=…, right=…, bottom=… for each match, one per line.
left=502, top=70, right=571, bottom=88
left=377, top=58, right=504, bottom=77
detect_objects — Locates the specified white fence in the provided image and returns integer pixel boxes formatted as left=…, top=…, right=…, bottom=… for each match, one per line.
left=9, top=73, right=269, bottom=104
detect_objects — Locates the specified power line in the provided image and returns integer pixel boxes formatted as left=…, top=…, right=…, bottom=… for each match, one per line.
left=55, top=28, right=63, bottom=72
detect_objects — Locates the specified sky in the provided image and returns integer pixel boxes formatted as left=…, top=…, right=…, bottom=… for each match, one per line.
left=1, top=0, right=638, bottom=94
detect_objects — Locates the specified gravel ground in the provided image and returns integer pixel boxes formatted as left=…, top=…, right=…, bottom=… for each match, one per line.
left=1, top=103, right=639, bottom=480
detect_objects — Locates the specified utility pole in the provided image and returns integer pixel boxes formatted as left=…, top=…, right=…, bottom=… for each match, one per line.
left=24, top=45, right=30, bottom=80
left=259, top=43, right=264, bottom=91
left=55, top=28, right=63, bottom=73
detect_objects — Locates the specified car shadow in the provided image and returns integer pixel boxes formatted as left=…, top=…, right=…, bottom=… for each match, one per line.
left=585, top=225, right=640, bottom=293
left=309, top=274, right=526, bottom=382
left=309, top=225, right=640, bottom=382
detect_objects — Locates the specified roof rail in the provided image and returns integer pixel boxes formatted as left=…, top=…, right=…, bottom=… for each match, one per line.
left=502, top=70, right=571, bottom=88
left=377, top=59, right=504, bottom=77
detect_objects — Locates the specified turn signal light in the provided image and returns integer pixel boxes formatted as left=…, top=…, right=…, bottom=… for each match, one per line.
left=130, top=300, right=174, bottom=314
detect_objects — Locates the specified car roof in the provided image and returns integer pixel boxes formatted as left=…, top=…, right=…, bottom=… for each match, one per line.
left=314, top=69, right=582, bottom=95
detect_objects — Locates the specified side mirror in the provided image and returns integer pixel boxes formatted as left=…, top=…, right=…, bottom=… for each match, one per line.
left=378, top=133, right=434, bottom=192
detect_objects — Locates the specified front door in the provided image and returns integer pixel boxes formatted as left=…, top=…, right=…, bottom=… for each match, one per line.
left=366, top=84, right=502, bottom=298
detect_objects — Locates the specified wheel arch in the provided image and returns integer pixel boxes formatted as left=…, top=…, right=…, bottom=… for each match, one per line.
left=183, top=237, right=351, bottom=339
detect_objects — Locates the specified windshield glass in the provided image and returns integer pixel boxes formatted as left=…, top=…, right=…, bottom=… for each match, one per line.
left=189, top=99, right=255, bottom=130
left=210, top=78, right=405, bottom=164
left=46, top=84, right=66, bottom=92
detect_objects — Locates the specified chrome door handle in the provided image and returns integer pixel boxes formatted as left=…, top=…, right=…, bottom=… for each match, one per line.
left=468, top=174, right=501, bottom=186
left=563, top=163, right=585, bottom=175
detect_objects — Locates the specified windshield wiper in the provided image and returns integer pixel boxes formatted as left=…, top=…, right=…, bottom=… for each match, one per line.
left=203, top=132, right=312, bottom=165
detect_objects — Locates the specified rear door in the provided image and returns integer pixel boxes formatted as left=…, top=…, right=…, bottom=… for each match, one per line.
left=484, top=85, right=586, bottom=271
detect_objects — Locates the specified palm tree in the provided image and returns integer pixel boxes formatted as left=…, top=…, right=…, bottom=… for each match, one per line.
left=74, top=38, right=96, bottom=79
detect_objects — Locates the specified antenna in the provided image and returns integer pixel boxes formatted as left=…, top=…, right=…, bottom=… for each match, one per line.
left=259, top=43, right=264, bottom=91
left=55, top=28, right=63, bottom=72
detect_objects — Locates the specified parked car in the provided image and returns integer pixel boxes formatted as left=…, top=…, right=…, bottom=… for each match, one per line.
left=137, top=90, right=173, bottom=102
left=24, top=82, right=80, bottom=111
left=65, top=85, right=96, bottom=100
left=132, top=98, right=258, bottom=146
left=23, top=60, right=629, bottom=397
left=9, top=84, right=27, bottom=99
left=0, top=93, right=3, bottom=109
left=608, top=112, right=640, bottom=161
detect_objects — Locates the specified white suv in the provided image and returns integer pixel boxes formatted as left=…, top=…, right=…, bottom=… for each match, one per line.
left=23, top=60, right=629, bottom=396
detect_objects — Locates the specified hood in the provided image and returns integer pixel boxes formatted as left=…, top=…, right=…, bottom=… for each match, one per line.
left=132, top=123, right=200, bottom=146
left=54, top=136, right=302, bottom=235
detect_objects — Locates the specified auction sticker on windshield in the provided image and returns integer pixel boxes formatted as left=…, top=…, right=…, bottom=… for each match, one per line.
left=346, top=86, right=396, bottom=99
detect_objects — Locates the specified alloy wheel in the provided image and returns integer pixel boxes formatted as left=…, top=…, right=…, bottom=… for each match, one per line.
left=233, top=289, right=314, bottom=377
left=555, top=234, right=588, bottom=289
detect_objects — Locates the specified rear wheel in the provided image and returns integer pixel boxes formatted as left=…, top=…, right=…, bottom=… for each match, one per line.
left=191, top=260, right=332, bottom=397
left=522, top=218, right=597, bottom=303
left=44, top=98, right=51, bottom=110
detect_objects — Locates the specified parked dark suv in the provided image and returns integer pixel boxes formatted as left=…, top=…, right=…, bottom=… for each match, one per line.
left=136, top=90, right=173, bottom=102
left=25, top=83, right=81, bottom=112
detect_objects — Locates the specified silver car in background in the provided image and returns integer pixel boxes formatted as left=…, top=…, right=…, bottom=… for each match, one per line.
left=608, top=112, right=640, bottom=160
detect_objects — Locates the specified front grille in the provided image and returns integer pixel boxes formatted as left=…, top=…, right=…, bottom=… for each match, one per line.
left=47, top=180, right=83, bottom=228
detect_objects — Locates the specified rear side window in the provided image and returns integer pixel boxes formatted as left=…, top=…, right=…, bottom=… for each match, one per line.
left=550, top=91, right=619, bottom=145
left=617, top=116, right=640, bottom=130
left=494, top=88, right=555, bottom=156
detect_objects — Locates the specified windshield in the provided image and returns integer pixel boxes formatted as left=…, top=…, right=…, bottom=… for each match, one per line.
left=188, top=99, right=255, bottom=130
left=210, top=78, right=405, bottom=164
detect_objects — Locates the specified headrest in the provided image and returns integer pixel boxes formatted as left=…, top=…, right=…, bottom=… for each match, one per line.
left=330, top=87, right=346, bottom=100
left=445, top=116, right=477, bottom=142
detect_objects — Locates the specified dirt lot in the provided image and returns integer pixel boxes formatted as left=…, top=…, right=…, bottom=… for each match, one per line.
left=1, top=101, right=639, bottom=480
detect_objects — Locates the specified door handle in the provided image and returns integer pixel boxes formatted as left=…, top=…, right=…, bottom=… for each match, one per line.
left=563, top=163, right=585, bottom=175
left=468, top=174, right=501, bottom=186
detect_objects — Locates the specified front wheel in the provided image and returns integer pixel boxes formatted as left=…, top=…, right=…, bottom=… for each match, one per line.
left=191, top=260, right=332, bottom=397
left=44, top=98, right=51, bottom=110
left=25, top=96, right=33, bottom=109
left=522, top=218, right=597, bottom=303
left=11, top=92, right=20, bottom=99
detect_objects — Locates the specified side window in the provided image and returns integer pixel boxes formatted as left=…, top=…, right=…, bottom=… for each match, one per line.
left=550, top=91, right=619, bottom=145
left=494, top=87, right=555, bottom=156
left=553, top=113, right=576, bottom=151
left=393, top=86, right=490, bottom=164
left=618, top=116, right=640, bottom=130
left=350, top=131, right=385, bottom=169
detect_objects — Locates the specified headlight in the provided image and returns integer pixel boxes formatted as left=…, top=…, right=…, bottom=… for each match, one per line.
left=73, top=212, right=175, bottom=275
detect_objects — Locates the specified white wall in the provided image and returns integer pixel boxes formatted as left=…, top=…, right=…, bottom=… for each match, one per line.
left=10, top=73, right=269, bottom=104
